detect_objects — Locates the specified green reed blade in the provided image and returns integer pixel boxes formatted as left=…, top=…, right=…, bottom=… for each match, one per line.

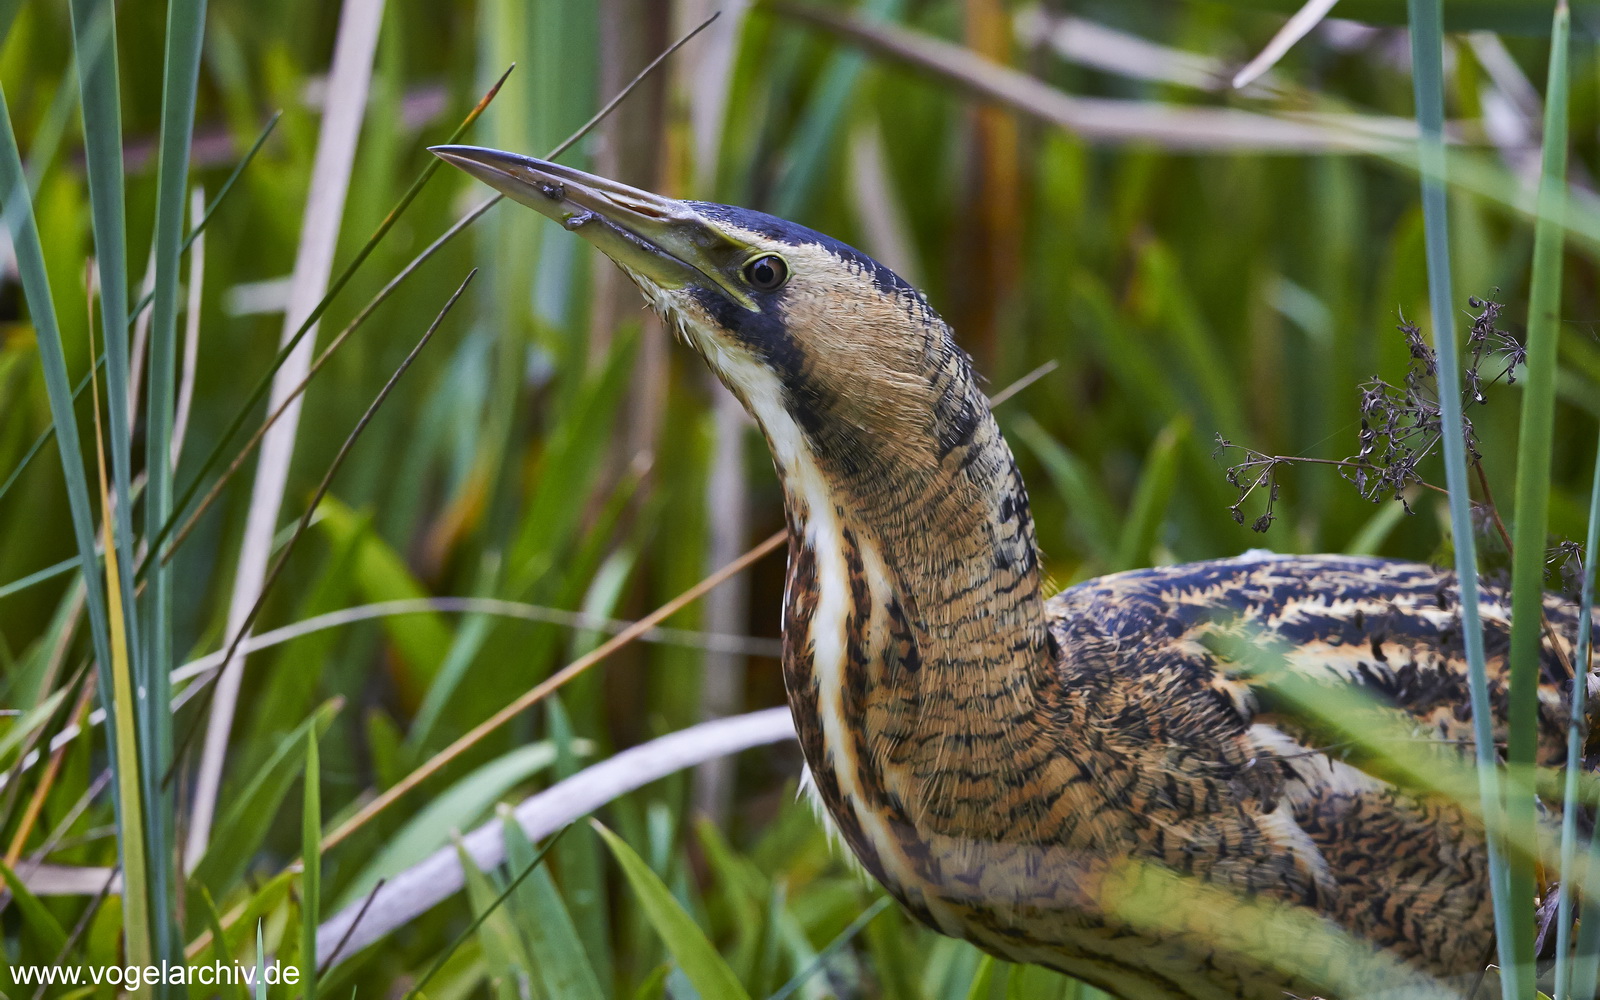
left=1406, top=0, right=1523, bottom=994
left=95, top=393, right=152, bottom=968
left=0, top=555, right=79, bottom=602
left=768, top=897, right=892, bottom=1000
left=68, top=0, right=141, bottom=673
left=405, top=827, right=570, bottom=1000
left=1567, top=439, right=1600, bottom=999
left=68, top=0, right=176, bottom=973
left=499, top=804, right=605, bottom=1000
left=0, top=77, right=124, bottom=956
left=301, top=729, right=322, bottom=1000
left=139, top=0, right=208, bottom=978
left=1518, top=5, right=1576, bottom=997
left=595, top=821, right=754, bottom=1000
left=252, top=920, right=266, bottom=1000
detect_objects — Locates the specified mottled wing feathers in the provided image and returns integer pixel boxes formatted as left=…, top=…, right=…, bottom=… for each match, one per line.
left=1042, top=552, right=1587, bottom=976
left=1047, top=552, right=1582, bottom=769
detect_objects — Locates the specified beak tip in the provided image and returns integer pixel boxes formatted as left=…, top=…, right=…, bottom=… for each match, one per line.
left=428, top=148, right=724, bottom=298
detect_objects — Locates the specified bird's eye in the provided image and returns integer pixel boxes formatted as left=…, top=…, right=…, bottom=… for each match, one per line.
left=742, top=254, right=789, bottom=292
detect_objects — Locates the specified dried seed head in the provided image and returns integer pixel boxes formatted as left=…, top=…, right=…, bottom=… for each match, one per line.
left=1212, top=296, right=1517, bottom=534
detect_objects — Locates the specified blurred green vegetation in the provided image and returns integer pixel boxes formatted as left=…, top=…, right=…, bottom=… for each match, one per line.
left=0, top=0, right=1596, bottom=997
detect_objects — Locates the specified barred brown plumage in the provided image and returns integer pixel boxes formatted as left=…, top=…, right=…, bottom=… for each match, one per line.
left=433, top=144, right=1592, bottom=1000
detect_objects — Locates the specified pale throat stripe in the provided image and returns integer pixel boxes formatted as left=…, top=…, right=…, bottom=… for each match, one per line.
left=796, top=455, right=955, bottom=925
left=674, top=308, right=956, bottom=929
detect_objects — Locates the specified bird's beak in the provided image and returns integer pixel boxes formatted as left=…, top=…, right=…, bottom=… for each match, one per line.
left=429, top=144, right=759, bottom=310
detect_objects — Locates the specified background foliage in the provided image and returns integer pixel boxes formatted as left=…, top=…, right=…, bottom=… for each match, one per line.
left=0, top=0, right=1596, bottom=997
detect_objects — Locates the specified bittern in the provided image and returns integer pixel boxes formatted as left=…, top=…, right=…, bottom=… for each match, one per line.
left=433, top=144, right=1589, bottom=1000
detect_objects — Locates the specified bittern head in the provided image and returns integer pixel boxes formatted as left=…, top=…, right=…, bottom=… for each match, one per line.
left=431, top=145, right=996, bottom=512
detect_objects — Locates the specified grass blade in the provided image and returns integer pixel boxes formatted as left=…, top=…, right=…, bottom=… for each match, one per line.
left=142, top=0, right=208, bottom=975
left=965, top=956, right=997, bottom=1000
left=1567, top=444, right=1600, bottom=999
left=0, top=858, right=70, bottom=957
left=66, top=34, right=155, bottom=959
left=768, top=897, right=891, bottom=1000
left=455, top=841, right=531, bottom=1000
left=0, top=557, right=80, bottom=602
left=406, top=828, right=569, bottom=1000
left=170, top=185, right=206, bottom=466
left=594, top=820, right=753, bottom=1000
left=1405, top=0, right=1521, bottom=993
left=301, top=729, right=321, bottom=1000
left=1112, top=418, right=1187, bottom=572
left=195, top=886, right=245, bottom=1000
left=547, top=697, right=611, bottom=989
left=88, top=308, right=152, bottom=967
left=501, top=811, right=606, bottom=1000
left=1517, top=5, right=1573, bottom=996
left=67, top=0, right=140, bottom=677
left=253, top=920, right=266, bottom=1000
left=0, top=78, right=125, bottom=968
left=144, top=0, right=209, bottom=640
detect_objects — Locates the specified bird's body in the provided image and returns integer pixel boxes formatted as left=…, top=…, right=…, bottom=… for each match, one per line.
left=793, top=547, right=1581, bottom=999
left=434, top=144, right=1592, bottom=999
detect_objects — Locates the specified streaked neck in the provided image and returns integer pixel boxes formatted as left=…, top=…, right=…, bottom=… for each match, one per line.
left=767, top=346, right=1057, bottom=843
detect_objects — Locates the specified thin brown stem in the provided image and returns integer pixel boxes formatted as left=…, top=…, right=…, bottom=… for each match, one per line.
left=1472, top=460, right=1516, bottom=555
left=4, top=675, right=96, bottom=864
left=321, top=528, right=785, bottom=850
left=317, top=877, right=385, bottom=973
left=165, top=273, right=473, bottom=787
